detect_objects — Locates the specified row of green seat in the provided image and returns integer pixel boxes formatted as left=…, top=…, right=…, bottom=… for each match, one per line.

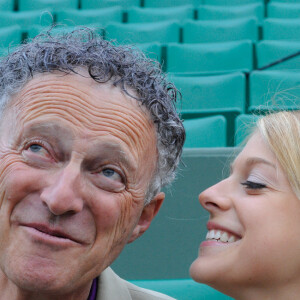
left=182, top=113, right=259, bottom=148
left=3, top=10, right=300, bottom=47
left=0, top=0, right=268, bottom=11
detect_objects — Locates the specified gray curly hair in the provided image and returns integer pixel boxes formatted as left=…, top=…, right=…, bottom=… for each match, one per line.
left=0, top=28, right=185, bottom=204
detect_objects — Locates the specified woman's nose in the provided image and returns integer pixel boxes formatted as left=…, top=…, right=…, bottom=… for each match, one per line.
left=199, top=178, right=233, bottom=214
left=40, top=163, right=84, bottom=216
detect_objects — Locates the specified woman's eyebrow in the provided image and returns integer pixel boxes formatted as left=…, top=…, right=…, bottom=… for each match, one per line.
left=230, top=157, right=276, bottom=174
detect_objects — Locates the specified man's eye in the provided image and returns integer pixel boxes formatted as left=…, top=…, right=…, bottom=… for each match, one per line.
left=101, top=168, right=122, bottom=182
left=241, top=180, right=266, bottom=189
left=29, top=144, right=43, bottom=153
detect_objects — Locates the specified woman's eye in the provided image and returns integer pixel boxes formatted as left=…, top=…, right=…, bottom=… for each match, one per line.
left=241, top=180, right=266, bottom=190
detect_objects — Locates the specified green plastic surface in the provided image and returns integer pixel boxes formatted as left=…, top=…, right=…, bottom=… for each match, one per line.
left=234, top=114, right=260, bottom=146
left=112, top=147, right=238, bottom=279
left=81, top=0, right=140, bottom=9
left=0, top=26, right=22, bottom=48
left=256, top=40, right=300, bottom=70
left=197, top=3, right=264, bottom=24
left=127, top=6, right=194, bottom=23
left=56, top=7, right=122, bottom=26
left=184, top=116, right=227, bottom=148
left=167, top=40, right=253, bottom=73
left=183, top=18, right=258, bottom=43
left=144, top=0, right=201, bottom=8
left=268, top=2, right=300, bottom=19
left=249, top=70, right=300, bottom=112
left=105, top=21, right=180, bottom=44
left=263, top=18, right=300, bottom=40
left=18, top=0, right=78, bottom=11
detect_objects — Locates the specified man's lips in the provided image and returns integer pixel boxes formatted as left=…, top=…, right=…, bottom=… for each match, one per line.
left=21, top=223, right=81, bottom=244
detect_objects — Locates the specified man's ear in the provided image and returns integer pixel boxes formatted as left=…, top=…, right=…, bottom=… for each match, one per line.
left=127, top=192, right=165, bottom=244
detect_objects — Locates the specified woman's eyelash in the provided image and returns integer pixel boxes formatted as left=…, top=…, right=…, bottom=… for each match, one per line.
left=241, top=180, right=266, bottom=189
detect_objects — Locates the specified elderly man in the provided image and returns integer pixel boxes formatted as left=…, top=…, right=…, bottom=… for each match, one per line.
left=0, top=30, right=185, bottom=300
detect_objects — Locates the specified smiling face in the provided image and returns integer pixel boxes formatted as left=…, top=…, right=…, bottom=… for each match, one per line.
left=190, top=132, right=300, bottom=298
left=0, top=72, right=163, bottom=298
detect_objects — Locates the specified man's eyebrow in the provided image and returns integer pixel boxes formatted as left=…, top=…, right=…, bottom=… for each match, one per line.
left=22, top=122, right=72, bottom=137
left=230, top=157, right=276, bottom=174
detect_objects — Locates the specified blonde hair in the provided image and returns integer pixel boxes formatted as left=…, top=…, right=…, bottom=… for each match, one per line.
left=257, top=111, right=300, bottom=199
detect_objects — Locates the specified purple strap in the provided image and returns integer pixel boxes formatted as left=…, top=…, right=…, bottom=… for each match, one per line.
left=87, top=278, right=98, bottom=300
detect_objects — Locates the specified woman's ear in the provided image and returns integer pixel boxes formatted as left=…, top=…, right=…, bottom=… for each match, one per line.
left=127, top=192, right=165, bottom=244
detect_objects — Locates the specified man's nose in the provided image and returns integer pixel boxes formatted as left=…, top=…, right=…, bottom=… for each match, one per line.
left=40, top=163, right=84, bottom=216
left=199, top=178, right=232, bottom=214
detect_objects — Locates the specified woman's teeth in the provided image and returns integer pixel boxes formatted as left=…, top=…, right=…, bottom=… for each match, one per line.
left=206, top=229, right=239, bottom=243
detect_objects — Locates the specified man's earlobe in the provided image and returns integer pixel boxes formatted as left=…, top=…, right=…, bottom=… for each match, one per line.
left=127, top=192, right=165, bottom=244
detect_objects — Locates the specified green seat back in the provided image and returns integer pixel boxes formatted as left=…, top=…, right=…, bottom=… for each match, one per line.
left=263, top=19, right=300, bottom=40
left=105, top=21, right=180, bottom=43
left=130, top=280, right=233, bottom=300
left=127, top=6, right=194, bottom=23
left=204, top=0, right=263, bottom=4
left=269, top=0, right=300, bottom=2
left=256, top=40, right=300, bottom=70
left=112, top=147, right=236, bottom=279
left=183, top=18, right=258, bottom=43
left=167, top=41, right=253, bottom=73
left=197, top=4, right=264, bottom=24
left=144, top=0, right=201, bottom=7
left=0, top=11, right=53, bottom=28
left=172, top=72, right=245, bottom=114
left=249, top=70, right=300, bottom=112
left=56, top=7, right=122, bottom=26
left=18, top=0, right=78, bottom=11
left=184, top=116, right=227, bottom=147
left=234, top=114, right=260, bottom=146
left=0, top=26, right=22, bottom=48
left=268, top=2, right=300, bottom=19
left=0, top=0, right=14, bottom=11
left=134, top=42, right=162, bottom=63
left=81, top=0, right=140, bottom=9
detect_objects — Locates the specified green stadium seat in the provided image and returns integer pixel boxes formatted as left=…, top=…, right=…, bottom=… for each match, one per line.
left=269, top=0, right=300, bottom=2
left=204, top=0, right=263, bottom=4
left=129, top=280, right=233, bottom=300
left=105, top=21, right=180, bottom=44
left=256, top=40, right=300, bottom=70
left=127, top=6, right=194, bottom=23
left=234, top=114, right=260, bottom=146
left=0, top=26, right=22, bottom=48
left=197, top=4, right=264, bottom=24
left=81, top=0, right=140, bottom=9
left=184, top=116, right=227, bottom=147
left=172, top=72, right=245, bottom=146
left=183, top=18, right=258, bottom=43
left=56, top=7, right=122, bottom=27
left=144, top=0, right=201, bottom=7
left=249, top=70, right=300, bottom=112
left=25, top=25, right=99, bottom=40
left=268, top=2, right=300, bottom=18
left=18, top=0, right=78, bottom=11
left=172, top=72, right=245, bottom=114
left=263, top=19, right=300, bottom=40
left=0, top=11, right=53, bottom=29
left=134, top=42, right=162, bottom=63
left=167, top=40, right=253, bottom=73
left=0, top=0, right=14, bottom=11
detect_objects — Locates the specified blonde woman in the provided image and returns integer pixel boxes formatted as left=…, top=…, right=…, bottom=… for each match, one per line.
left=190, top=111, right=300, bottom=300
